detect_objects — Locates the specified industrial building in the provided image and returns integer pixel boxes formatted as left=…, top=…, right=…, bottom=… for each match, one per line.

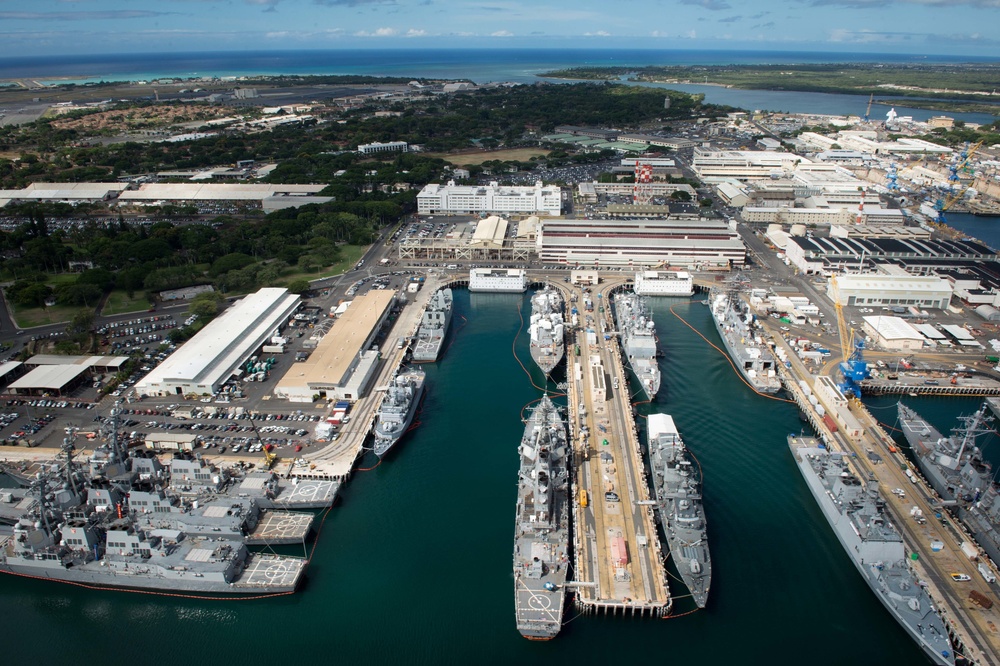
left=536, top=218, right=745, bottom=269
left=633, top=271, right=694, bottom=296
left=861, top=316, right=925, bottom=351
left=416, top=181, right=562, bottom=217
left=118, top=183, right=330, bottom=209
left=136, top=288, right=300, bottom=397
left=691, top=149, right=810, bottom=182
left=785, top=235, right=996, bottom=276
left=828, top=274, right=953, bottom=310
left=5, top=355, right=127, bottom=396
left=357, top=141, right=408, bottom=155
left=0, top=182, right=128, bottom=207
left=741, top=205, right=905, bottom=226
left=273, top=290, right=396, bottom=402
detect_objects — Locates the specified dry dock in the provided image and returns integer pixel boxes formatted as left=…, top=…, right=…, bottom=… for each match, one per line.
left=772, top=325, right=1000, bottom=666
left=564, top=281, right=671, bottom=617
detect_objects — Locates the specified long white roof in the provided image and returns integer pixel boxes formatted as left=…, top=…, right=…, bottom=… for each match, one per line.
left=119, top=183, right=327, bottom=201
left=862, top=316, right=922, bottom=340
left=137, top=288, right=299, bottom=390
left=9, top=364, right=88, bottom=390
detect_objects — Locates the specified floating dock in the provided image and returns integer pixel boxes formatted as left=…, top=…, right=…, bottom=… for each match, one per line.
left=563, top=281, right=671, bottom=618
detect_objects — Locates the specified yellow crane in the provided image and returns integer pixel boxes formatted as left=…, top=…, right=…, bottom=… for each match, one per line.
left=262, top=444, right=277, bottom=469
left=829, top=273, right=868, bottom=398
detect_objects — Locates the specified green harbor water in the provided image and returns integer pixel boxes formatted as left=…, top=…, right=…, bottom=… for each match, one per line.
left=2, top=289, right=957, bottom=665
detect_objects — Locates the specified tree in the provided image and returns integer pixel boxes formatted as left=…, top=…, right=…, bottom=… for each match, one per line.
left=189, top=292, right=223, bottom=321
left=9, top=282, right=52, bottom=308
left=287, top=279, right=310, bottom=294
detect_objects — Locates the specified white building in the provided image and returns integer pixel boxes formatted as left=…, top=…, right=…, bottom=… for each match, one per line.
left=828, top=275, right=952, bottom=310
left=691, top=149, right=810, bottom=182
left=136, top=288, right=300, bottom=397
left=357, top=141, right=409, bottom=155
left=862, top=316, right=926, bottom=351
left=468, top=268, right=527, bottom=293
left=634, top=271, right=694, bottom=296
left=417, top=181, right=561, bottom=216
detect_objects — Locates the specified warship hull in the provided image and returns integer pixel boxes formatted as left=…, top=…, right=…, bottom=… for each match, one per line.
left=647, top=414, right=711, bottom=608
left=412, top=288, right=453, bottom=363
left=373, top=368, right=426, bottom=458
left=528, top=287, right=565, bottom=377
left=709, top=289, right=780, bottom=394
left=613, top=291, right=661, bottom=399
left=513, top=395, right=570, bottom=640
left=788, top=436, right=955, bottom=666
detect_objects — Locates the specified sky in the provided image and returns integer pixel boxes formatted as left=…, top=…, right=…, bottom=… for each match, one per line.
left=1, top=0, right=999, bottom=57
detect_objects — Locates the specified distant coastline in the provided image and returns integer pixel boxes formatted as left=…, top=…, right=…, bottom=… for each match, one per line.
left=1, top=48, right=998, bottom=87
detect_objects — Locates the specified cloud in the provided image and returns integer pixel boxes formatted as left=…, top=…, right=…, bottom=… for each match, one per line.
left=315, top=0, right=395, bottom=6
left=405, top=28, right=427, bottom=36
left=751, top=21, right=776, bottom=29
left=491, top=30, right=514, bottom=36
left=809, top=0, right=1000, bottom=7
left=354, top=26, right=398, bottom=36
left=718, top=14, right=742, bottom=22
left=584, top=30, right=611, bottom=36
left=679, top=0, right=731, bottom=10
left=0, top=10, right=175, bottom=20
left=749, top=11, right=770, bottom=18
left=827, top=27, right=922, bottom=42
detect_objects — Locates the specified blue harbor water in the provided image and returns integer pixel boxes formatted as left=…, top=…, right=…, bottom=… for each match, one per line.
left=1, top=289, right=935, bottom=665
left=943, top=212, right=1000, bottom=251
left=1, top=48, right=997, bottom=122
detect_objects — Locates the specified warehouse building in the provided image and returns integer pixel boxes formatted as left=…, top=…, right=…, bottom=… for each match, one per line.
left=136, top=288, right=300, bottom=397
left=828, top=274, right=952, bottom=310
left=692, top=149, right=809, bottom=182
left=861, top=316, right=925, bottom=351
left=274, top=290, right=396, bottom=402
left=0, top=182, right=128, bottom=207
left=417, top=181, right=562, bottom=216
left=118, top=183, right=329, bottom=208
left=7, top=365, right=91, bottom=397
left=357, top=141, right=408, bottom=155
left=537, top=218, right=745, bottom=269
left=785, top=235, right=996, bottom=276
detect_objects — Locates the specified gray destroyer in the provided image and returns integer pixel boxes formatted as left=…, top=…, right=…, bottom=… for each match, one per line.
left=613, top=291, right=661, bottom=399
left=0, top=418, right=306, bottom=594
left=898, top=402, right=1000, bottom=568
left=373, top=367, right=426, bottom=458
left=709, top=288, right=780, bottom=394
left=412, top=288, right=453, bottom=363
left=647, top=414, right=711, bottom=607
left=513, top=395, right=570, bottom=640
left=528, top=286, right=565, bottom=376
left=788, top=436, right=955, bottom=665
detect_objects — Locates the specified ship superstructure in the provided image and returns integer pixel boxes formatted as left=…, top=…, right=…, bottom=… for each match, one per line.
left=513, top=395, right=570, bottom=640
left=647, top=414, right=711, bottom=607
left=373, top=367, right=426, bottom=458
left=0, top=405, right=306, bottom=594
left=898, top=402, right=1000, bottom=567
left=613, top=290, right=661, bottom=399
left=412, top=288, right=453, bottom=363
left=528, top=286, right=565, bottom=376
left=709, top=288, right=780, bottom=394
left=788, top=436, right=955, bottom=666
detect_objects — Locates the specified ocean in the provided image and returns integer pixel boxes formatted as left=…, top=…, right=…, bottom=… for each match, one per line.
left=0, top=289, right=946, bottom=665
left=0, top=48, right=997, bottom=122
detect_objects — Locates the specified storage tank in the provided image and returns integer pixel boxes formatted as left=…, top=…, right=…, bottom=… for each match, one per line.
left=790, top=224, right=807, bottom=237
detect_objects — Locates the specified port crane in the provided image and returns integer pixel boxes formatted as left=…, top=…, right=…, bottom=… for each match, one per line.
left=864, top=93, right=874, bottom=122
left=829, top=274, right=868, bottom=398
left=933, top=140, right=984, bottom=223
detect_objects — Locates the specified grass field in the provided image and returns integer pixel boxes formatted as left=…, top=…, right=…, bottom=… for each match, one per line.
left=102, top=289, right=153, bottom=316
left=275, top=244, right=370, bottom=287
left=427, top=148, right=550, bottom=166
left=10, top=303, right=79, bottom=328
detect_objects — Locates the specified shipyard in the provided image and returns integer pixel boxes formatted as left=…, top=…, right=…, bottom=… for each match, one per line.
left=5, top=56, right=1000, bottom=666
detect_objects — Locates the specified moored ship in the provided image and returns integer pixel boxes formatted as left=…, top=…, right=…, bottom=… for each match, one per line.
left=513, top=395, right=570, bottom=640
left=709, top=288, right=780, bottom=394
left=412, top=288, right=453, bottom=363
left=373, top=367, right=426, bottom=458
left=898, top=402, right=1000, bottom=568
left=528, top=286, right=565, bottom=376
left=647, top=413, right=711, bottom=608
left=788, top=436, right=955, bottom=665
left=613, top=290, right=661, bottom=399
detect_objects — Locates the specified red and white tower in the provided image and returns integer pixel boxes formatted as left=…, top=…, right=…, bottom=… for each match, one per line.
left=632, top=161, right=654, bottom=206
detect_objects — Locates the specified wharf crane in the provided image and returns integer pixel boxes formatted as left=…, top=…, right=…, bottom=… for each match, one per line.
left=829, top=274, right=868, bottom=398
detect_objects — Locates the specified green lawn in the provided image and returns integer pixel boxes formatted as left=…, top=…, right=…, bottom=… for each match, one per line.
left=102, top=289, right=153, bottom=316
left=276, top=244, right=371, bottom=287
left=10, top=303, right=81, bottom=328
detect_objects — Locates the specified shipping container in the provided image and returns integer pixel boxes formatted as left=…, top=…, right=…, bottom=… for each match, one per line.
left=822, top=414, right=838, bottom=433
left=961, top=541, right=979, bottom=561
left=609, top=536, right=629, bottom=567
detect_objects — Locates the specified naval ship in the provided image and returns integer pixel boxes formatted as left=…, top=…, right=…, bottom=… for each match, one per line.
left=513, top=395, right=570, bottom=640
left=898, top=402, right=1000, bottom=567
left=613, top=290, right=661, bottom=399
left=412, top=287, right=453, bottom=363
left=0, top=411, right=306, bottom=594
left=709, top=288, right=780, bottom=394
left=373, top=366, right=426, bottom=458
left=647, top=414, right=711, bottom=607
left=788, top=436, right=955, bottom=665
left=528, top=286, right=565, bottom=376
